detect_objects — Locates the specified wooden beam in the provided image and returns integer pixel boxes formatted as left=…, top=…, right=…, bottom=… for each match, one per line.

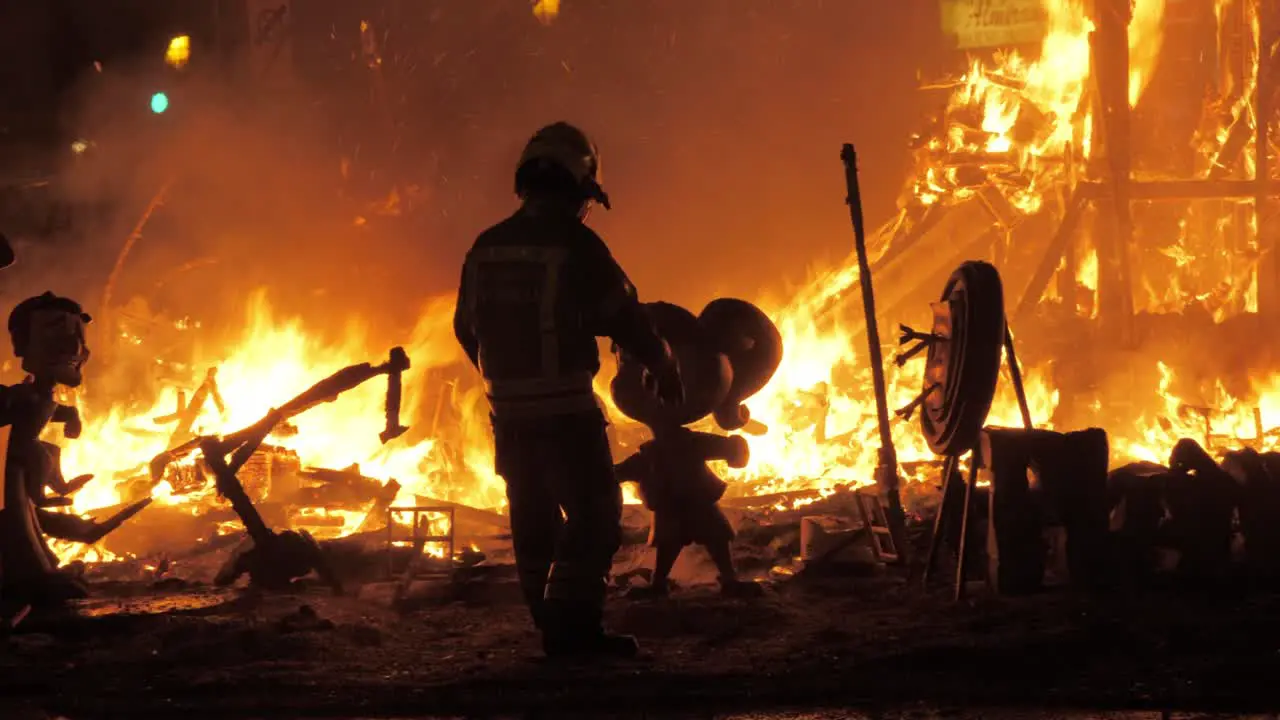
left=1258, top=0, right=1277, bottom=316
left=1015, top=187, right=1088, bottom=324
left=1079, top=179, right=1280, bottom=200
left=1095, top=0, right=1136, bottom=346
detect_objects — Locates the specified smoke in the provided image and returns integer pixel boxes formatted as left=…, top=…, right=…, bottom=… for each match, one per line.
left=0, top=1, right=928, bottom=395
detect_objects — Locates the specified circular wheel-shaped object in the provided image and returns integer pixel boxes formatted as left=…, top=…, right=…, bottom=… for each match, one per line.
left=920, top=261, right=1005, bottom=456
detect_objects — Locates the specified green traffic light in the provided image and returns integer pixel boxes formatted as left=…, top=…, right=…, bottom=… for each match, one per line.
left=150, top=92, right=169, bottom=114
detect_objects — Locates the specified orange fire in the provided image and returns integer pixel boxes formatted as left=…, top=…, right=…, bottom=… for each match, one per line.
left=917, top=0, right=1165, bottom=214
left=40, top=0, right=1280, bottom=569
left=48, top=291, right=504, bottom=561
left=45, top=284, right=1059, bottom=564
left=532, top=0, right=560, bottom=26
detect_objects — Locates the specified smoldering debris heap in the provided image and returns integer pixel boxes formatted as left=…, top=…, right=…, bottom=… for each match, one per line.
left=1106, top=437, right=1280, bottom=584
left=27, top=397, right=1280, bottom=620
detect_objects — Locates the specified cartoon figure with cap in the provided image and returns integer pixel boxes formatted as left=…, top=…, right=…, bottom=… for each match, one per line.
left=612, top=298, right=783, bottom=598
left=0, top=292, right=96, bottom=617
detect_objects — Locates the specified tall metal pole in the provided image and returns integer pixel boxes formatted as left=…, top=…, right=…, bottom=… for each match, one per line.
left=840, top=144, right=910, bottom=562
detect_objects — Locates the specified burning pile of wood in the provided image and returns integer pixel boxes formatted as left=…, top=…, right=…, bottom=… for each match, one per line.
left=51, top=349, right=412, bottom=582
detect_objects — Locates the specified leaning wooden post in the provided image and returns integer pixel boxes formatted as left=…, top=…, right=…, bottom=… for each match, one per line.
left=840, top=144, right=910, bottom=563
left=1003, top=325, right=1034, bottom=431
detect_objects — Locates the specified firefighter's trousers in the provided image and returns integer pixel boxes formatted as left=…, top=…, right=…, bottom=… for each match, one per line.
left=492, top=409, right=621, bottom=632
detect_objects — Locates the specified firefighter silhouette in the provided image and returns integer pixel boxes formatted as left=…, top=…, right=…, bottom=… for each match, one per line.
left=453, top=122, right=682, bottom=659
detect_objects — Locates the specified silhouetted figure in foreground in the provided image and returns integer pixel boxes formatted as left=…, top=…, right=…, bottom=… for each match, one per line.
left=0, top=293, right=93, bottom=616
left=615, top=420, right=762, bottom=598
left=453, top=122, right=683, bottom=659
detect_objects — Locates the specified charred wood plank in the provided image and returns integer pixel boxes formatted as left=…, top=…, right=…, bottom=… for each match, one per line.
left=979, top=428, right=1047, bottom=595
left=1078, top=179, right=1280, bottom=200
left=413, top=495, right=509, bottom=531
left=355, top=479, right=402, bottom=534
left=1105, top=462, right=1169, bottom=582
left=1015, top=187, right=1087, bottom=324
left=1031, top=428, right=1110, bottom=587
left=979, top=427, right=1110, bottom=594
left=1167, top=439, right=1238, bottom=579
left=1221, top=448, right=1280, bottom=577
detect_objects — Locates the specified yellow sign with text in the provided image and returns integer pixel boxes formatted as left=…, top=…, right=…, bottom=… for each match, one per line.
left=941, top=0, right=1047, bottom=50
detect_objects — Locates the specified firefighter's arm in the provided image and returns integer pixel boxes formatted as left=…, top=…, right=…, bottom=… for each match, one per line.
left=690, top=431, right=750, bottom=469
left=578, top=234, right=673, bottom=374
left=453, top=261, right=480, bottom=369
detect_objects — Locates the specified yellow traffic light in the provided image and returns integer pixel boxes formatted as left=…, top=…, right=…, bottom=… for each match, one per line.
left=165, top=35, right=190, bottom=69
left=533, top=0, right=559, bottom=25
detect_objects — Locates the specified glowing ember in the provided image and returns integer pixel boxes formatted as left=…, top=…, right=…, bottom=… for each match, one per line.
left=533, top=0, right=560, bottom=25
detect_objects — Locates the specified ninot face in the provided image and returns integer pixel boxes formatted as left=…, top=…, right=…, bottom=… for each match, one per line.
left=23, top=309, right=91, bottom=388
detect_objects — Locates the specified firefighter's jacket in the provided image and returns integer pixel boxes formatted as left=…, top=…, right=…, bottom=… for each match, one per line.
left=453, top=206, right=670, bottom=420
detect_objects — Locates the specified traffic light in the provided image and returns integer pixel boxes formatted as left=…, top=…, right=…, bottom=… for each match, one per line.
left=165, top=35, right=190, bottom=69
left=150, top=92, right=170, bottom=114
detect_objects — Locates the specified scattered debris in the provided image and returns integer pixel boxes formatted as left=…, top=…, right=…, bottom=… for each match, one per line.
left=277, top=604, right=334, bottom=633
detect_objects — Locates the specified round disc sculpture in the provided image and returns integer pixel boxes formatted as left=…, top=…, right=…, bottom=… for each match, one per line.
left=919, top=261, right=1006, bottom=457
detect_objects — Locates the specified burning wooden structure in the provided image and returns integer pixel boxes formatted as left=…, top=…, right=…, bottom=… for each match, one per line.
left=17, top=0, right=1280, bottom=607
left=778, top=1, right=1280, bottom=450
left=770, top=0, right=1280, bottom=593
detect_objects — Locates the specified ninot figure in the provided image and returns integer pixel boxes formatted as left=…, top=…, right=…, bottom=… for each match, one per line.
left=611, top=299, right=782, bottom=598
left=0, top=292, right=94, bottom=611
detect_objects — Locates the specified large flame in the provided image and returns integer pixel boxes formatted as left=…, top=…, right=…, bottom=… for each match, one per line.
left=54, top=291, right=503, bottom=551
left=46, top=0, right=1280, bottom=569
left=917, top=0, right=1165, bottom=214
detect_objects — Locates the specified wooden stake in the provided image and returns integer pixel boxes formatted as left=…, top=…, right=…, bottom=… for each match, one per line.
left=1003, top=325, right=1034, bottom=430
left=954, top=444, right=982, bottom=602
left=922, top=453, right=960, bottom=588
left=841, top=144, right=910, bottom=564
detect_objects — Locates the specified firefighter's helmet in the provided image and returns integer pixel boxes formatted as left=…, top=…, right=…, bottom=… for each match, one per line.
left=516, top=122, right=611, bottom=210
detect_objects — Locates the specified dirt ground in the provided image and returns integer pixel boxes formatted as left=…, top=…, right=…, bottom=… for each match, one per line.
left=3, top=560, right=1280, bottom=720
